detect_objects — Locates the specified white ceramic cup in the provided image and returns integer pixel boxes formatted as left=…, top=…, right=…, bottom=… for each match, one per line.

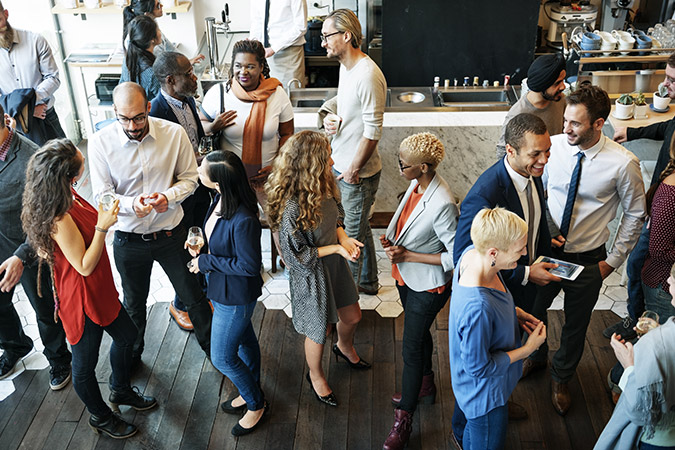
left=324, top=113, right=342, bottom=135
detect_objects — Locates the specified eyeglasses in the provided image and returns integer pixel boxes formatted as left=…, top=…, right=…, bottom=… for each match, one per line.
left=398, top=158, right=432, bottom=171
left=116, top=113, right=147, bottom=126
left=665, top=74, right=675, bottom=84
left=320, top=31, right=344, bottom=43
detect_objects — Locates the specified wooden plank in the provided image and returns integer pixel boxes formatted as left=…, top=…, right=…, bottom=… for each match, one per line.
left=66, top=411, right=100, bottom=450
left=55, top=385, right=86, bottom=423
left=0, top=369, right=36, bottom=434
left=269, top=319, right=303, bottom=425
left=321, top=332, right=347, bottom=450
left=19, top=382, right=71, bottom=449
left=418, top=353, right=449, bottom=450
left=180, top=358, right=221, bottom=450
left=0, top=368, right=50, bottom=450
left=41, top=421, right=78, bottom=450
left=370, top=360, right=395, bottom=450
left=263, top=422, right=295, bottom=450
left=347, top=335, right=373, bottom=449
left=435, top=329, right=454, bottom=450
left=564, top=376, right=596, bottom=450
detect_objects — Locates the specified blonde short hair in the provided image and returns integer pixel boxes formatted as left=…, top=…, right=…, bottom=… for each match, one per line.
left=470, top=207, right=528, bottom=253
left=326, top=8, right=362, bottom=48
left=399, top=132, right=445, bottom=167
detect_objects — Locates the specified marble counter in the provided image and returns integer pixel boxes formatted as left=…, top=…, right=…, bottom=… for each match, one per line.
left=295, top=111, right=505, bottom=212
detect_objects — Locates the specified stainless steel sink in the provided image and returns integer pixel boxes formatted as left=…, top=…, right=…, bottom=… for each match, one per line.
left=437, top=87, right=520, bottom=111
left=397, top=91, right=426, bottom=103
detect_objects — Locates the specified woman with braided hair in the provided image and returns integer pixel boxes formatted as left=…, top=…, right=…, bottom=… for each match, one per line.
left=21, top=139, right=157, bottom=439
left=640, top=135, right=675, bottom=321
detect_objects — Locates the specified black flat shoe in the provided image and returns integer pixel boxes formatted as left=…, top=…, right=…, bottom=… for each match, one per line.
left=89, top=412, right=138, bottom=439
left=231, top=401, right=269, bottom=437
left=332, top=344, right=371, bottom=370
left=221, top=397, right=247, bottom=415
left=306, top=372, right=338, bottom=407
left=109, top=386, right=157, bottom=412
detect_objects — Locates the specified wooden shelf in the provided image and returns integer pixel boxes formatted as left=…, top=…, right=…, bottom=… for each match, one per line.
left=52, top=1, right=191, bottom=15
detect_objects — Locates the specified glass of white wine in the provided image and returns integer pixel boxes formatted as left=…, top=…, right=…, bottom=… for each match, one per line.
left=186, top=227, right=205, bottom=253
left=635, top=310, right=660, bottom=337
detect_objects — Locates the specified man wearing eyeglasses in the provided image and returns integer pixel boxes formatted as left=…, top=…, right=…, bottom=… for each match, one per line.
left=606, top=52, right=675, bottom=341
left=150, top=51, right=212, bottom=332
left=321, top=8, right=387, bottom=296
left=88, top=82, right=212, bottom=368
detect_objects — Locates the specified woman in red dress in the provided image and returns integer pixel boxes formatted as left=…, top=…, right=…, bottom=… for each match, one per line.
left=21, top=139, right=157, bottom=439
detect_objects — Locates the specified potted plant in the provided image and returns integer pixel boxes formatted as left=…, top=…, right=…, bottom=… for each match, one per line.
left=615, top=93, right=634, bottom=119
left=633, top=92, right=648, bottom=119
left=653, top=83, right=671, bottom=111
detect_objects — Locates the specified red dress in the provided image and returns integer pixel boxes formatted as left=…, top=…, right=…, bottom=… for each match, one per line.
left=52, top=190, right=121, bottom=345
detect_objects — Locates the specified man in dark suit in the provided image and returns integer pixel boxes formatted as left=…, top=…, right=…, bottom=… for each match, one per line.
left=453, top=113, right=561, bottom=421
left=150, top=52, right=212, bottom=332
left=0, top=104, right=71, bottom=387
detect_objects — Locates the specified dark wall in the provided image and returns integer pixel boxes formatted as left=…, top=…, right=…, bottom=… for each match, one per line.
left=382, top=0, right=540, bottom=86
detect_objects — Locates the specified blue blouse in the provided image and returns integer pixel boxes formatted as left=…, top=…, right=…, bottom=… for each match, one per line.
left=448, top=246, right=522, bottom=419
left=120, top=58, right=160, bottom=101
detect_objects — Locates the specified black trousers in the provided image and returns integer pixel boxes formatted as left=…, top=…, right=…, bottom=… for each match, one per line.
left=530, top=245, right=606, bottom=383
left=0, top=262, right=70, bottom=367
left=113, top=226, right=212, bottom=358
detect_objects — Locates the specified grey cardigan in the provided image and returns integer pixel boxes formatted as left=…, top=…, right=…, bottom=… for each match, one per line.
left=279, top=196, right=343, bottom=345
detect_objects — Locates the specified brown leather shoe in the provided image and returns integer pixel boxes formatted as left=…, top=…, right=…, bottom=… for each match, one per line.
left=521, top=358, right=546, bottom=379
left=507, top=400, right=528, bottom=420
left=383, top=409, right=413, bottom=450
left=169, top=303, right=194, bottom=331
left=551, top=380, right=571, bottom=416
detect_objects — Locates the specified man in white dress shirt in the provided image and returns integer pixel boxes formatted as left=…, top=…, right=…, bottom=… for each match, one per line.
left=0, top=1, right=66, bottom=143
left=250, top=0, right=308, bottom=88
left=526, top=83, right=645, bottom=416
left=88, top=82, right=212, bottom=367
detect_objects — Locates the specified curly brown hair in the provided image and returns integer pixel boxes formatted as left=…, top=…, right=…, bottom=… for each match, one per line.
left=226, top=39, right=271, bottom=92
left=21, top=139, right=82, bottom=268
left=264, top=130, right=339, bottom=232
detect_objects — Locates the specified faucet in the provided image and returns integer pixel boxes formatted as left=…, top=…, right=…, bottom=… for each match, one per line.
left=205, top=11, right=231, bottom=79
left=286, top=78, right=302, bottom=96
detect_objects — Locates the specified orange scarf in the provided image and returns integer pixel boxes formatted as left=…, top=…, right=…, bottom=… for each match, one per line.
left=231, top=75, right=282, bottom=179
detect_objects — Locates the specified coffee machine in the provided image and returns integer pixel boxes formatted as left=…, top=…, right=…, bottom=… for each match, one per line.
left=600, top=0, right=635, bottom=31
left=547, top=2, right=598, bottom=49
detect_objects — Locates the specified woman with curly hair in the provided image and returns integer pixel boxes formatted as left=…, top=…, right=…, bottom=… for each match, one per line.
left=380, top=133, right=459, bottom=449
left=265, top=130, right=369, bottom=407
left=119, top=15, right=161, bottom=100
left=21, top=139, right=156, bottom=439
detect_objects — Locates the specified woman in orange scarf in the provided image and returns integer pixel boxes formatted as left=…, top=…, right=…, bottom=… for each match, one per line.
left=199, top=39, right=294, bottom=262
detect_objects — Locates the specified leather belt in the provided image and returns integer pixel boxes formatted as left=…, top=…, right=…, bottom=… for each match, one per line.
left=116, top=226, right=181, bottom=242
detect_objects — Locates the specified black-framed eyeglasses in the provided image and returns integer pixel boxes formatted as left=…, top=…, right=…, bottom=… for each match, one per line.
left=320, top=31, right=344, bottom=42
left=398, top=158, right=432, bottom=171
left=116, top=113, right=147, bottom=126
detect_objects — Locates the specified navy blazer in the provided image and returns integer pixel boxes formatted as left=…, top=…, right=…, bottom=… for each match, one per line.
left=150, top=92, right=205, bottom=142
left=198, top=197, right=263, bottom=305
left=453, top=159, right=551, bottom=307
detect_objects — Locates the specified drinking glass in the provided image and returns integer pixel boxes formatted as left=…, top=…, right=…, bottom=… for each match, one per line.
left=198, top=137, right=213, bottom=156
left=186, top=227, right=205, bottom=254
left=635, top=310, right=660, bottom=337
left=95, top=188, right=117, bottom=211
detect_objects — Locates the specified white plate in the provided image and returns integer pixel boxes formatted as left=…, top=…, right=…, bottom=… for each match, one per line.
left=611, top=112, right=633, bottom=120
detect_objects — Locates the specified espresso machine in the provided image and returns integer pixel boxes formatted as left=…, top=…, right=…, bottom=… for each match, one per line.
left=546, top=2, right=598, bottom=49
left=600, top=0, right=635, bottom=31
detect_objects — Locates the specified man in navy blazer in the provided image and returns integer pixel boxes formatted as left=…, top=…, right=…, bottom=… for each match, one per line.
left=151, top=52, right=212, bottom=332
left=454, top=113, right=560, bottom=313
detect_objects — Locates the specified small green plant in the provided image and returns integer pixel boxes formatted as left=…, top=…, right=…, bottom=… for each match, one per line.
left=633, top=92, right=647, bottom=106
left=617, top=93, right=634, bottom=105
left=657, top=83, right=669, bottom=98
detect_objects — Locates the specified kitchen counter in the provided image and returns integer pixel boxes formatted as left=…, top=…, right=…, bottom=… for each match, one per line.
left=607, top=104, right=675, bottom=129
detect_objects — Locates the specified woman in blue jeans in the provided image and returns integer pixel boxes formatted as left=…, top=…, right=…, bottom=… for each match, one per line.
left=187, top=150, right=266, bottom=436
left=449, top=207, right=546, bottom=450
left=379, top=133, right=459, bottom=450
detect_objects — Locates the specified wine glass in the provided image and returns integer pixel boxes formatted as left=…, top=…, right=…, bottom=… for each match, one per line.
left=635, top=310, right=660, bottom=337
left=186, top=227, right=205, bottom=254
left=198, top=137, right=213, bottom=156
left=95, top=188, right=117, bottom=211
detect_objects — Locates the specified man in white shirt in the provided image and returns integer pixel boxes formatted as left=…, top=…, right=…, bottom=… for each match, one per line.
left=89, top=82, right=212, bottom=367
left=527, top=83, right=645, bottom=416
left=250, top=0, right=308, bottom=88
left=322, top=8, right=387, bottom=296
left=0, top=1, right=65, bottom=144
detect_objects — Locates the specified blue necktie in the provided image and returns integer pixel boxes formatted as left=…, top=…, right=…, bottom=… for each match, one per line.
left=559, top=151, right=585, bottom=238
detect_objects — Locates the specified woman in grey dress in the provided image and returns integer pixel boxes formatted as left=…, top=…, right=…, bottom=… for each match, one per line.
left=265, top=130, right=370, bottom=407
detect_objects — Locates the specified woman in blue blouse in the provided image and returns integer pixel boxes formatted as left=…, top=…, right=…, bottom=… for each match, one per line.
left=449, top=207, right=546, bottom=449
left=119, top=15, right=161, bottom=101
left=186, top=150, right=267, bottom=437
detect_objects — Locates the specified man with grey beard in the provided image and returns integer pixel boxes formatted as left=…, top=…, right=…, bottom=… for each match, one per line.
left=0, top=1, right=66, bottom=143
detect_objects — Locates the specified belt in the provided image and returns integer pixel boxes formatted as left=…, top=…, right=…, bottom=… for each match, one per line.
left=555, top=244, right=606, bottom=264
left=116, top=225, right=181, bottom=242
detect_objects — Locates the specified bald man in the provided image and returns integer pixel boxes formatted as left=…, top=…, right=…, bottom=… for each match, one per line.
left=88, top=82, right=212, bottom=367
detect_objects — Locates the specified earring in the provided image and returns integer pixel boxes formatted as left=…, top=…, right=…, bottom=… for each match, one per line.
left=490, top=259, right=496, bottom=267
left=72, top=180, right=78, bottom=187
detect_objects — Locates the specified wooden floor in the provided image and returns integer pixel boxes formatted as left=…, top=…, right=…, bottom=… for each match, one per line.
left=0, top=302, right=621, bottom=450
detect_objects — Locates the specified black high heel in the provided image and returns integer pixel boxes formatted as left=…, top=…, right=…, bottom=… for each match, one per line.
left=332, top=344, right=371, bottom=370
left=305, top=372, right=338, bottom=407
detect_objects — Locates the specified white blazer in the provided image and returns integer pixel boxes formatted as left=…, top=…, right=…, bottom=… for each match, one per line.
left=385, top=173, right=458, bottom=292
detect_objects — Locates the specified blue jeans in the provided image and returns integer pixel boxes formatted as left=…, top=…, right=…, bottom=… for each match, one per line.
left=71, top=310, right=137, bottom=417
left=626, top=223, right=649, bottom=320
left=397, top=284, right=449, bottom=412
left=211, top=301, right=264, bottom=411
left=642, top=282, right=675, bottom=323
left=452, top=402, right=508, bottom=450
left=334, top=170, right=380, bottom=291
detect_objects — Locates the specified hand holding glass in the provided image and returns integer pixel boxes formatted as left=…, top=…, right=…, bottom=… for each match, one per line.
left=186, top=227, right=205, bottom=262
left=95, top=189, right=118, bottom=212
left=635, top=310, right=659, bottom=337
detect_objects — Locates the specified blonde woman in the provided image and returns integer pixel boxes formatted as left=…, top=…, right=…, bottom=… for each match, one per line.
left=449, top=207, right=546, bottom=449
left=265, top=130, right=369, bottom=407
